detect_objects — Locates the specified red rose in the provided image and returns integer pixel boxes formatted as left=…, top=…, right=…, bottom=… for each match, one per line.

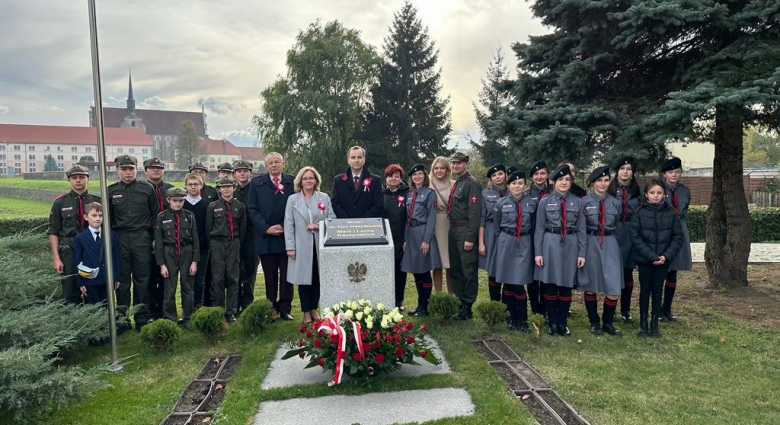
left=420, top=324, right=428, bottom=331
left=317, top=358, right=325, bottom=367
left=306, top=331, right=312, bottom=338
left=299, top=325, right=306, bottom=333
left=374, top=353, right=385, bottom=364
left=298, top=339, right=305, bottom=347
left=395, top=347, right=404, bottom=358
left=393, top=334, right=402, bottom=345
left=313, top=339, right=322, bottom=348
left=373, top=340, right=381, bottom=349
left=420, top=350, right=428, bottom=358
left=407, top=336, right=415, bottom=344
left=406, top=322, right=414, bottom=330
left=352, top=352, right=362, bottom=361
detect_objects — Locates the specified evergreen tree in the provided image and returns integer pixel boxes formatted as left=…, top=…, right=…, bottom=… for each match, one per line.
left=471, top=46, right=512, bottom=167
left=492, top=0, right=780, bottom=288
left=175, top=121, right=205, bottom=169
left=363, top=1, right=452, bottom=171
left=43, top=154, right=57, bottom=172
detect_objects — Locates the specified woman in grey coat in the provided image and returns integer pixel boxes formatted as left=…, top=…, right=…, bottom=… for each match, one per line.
left=578, top=166, right=624, bottom=336
left=285, top=166, right=336, bottom=324
left=401, top=164, right=442, bottom=316
left=489, top=170, right=536, bottom=332
left=534, top=164, right=586, bottom=336
left=660, top=157, right=691, bottom=322
left=479, top=163, right=508, bottom=302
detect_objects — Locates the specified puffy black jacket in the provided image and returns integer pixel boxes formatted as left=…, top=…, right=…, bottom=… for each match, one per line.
left=630, top=201, right=683, bottom=265
left=382, top=181, right=410, bottom=259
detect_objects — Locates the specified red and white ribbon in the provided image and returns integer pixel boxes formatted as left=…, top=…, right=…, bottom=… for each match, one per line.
left=316, top=314, right=365, bottom=386
left=362, top=178, right=372, bottom=192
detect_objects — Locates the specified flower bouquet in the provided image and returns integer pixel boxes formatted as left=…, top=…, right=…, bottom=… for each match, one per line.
left=282, top=299, right=439, bottom=385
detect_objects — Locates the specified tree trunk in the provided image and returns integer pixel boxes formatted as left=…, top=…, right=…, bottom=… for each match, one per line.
left=704, top=107, right=751, bottom=288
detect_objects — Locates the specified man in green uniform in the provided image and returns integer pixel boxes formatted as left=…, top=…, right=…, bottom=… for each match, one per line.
left=447, top=152, right=483, bottom=320
left=108, top=154, right=160, bottom=331
left=143, top=157, right=173, bottom=320
left=232, top=160, right=259, bottom=313
left=47, top=165, right=100, bottom=304
left=189, top=161, right=219, bottom=306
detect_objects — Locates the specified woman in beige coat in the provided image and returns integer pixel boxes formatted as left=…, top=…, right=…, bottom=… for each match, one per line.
left=285, top=166, right=336, bottom=324
left=429, top=156, right=453, bottom=294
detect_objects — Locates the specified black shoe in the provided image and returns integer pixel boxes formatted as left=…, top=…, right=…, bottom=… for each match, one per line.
left=636, top=319, right=649, bottom=337
left=558, top=325, right=571, bottom=336
left=621, top=311, right=634, bottom=324
left=548, top=324, right=558, bottom=336
left=453, top=303, right=473, bottom=321
left=659, top=311, right=677, bottom=322
left=650, top=317, right=662, bottom=338
left=602, top=324, right=622, bottom=336
left=226, top=314, right=237, bottom=324
left=181, top=320, right=191, bottom=330
left=590, top=323, right=603, bottom=336
left=410, top=309, right=429, bottom=317
left=280, top=313, right=294, bottom=321
left=517, top=321, right=530, bottom=332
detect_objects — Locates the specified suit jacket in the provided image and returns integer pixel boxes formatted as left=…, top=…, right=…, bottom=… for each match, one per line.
left=284, top=191, right=336, bottom=285
left=331, top=167, right=383, bottom=218
left=74, top=228, right=120, bottom=287
left=247, top=172, right=295, bottom=255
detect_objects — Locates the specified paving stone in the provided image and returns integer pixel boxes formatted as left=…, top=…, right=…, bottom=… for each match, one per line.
left=261, top=337, right=449, bottom=390
left=254, top=388, right=474, bottom=425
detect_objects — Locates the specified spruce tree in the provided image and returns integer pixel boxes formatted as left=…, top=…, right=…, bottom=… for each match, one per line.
left=492, top=0, right=780, bottom=287
left=363, top=1, right=452, bottom=171
left=472, top=46, right=512, bottom=168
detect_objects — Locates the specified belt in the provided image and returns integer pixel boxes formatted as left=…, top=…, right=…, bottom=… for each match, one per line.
left=484, top=218, right=494, bottom=223
left=117, top=228, right=150, bottom=234
left=545, top=228, right=576, bottom=234
left=587, top=229, right=614, bottom=236
left=409, top=219, right=426, bottom=227
left=450, top=219, right=469, bottom=228
left=501, top=228, right=531, bottom=237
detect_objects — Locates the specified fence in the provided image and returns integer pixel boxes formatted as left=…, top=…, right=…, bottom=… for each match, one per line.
left=753, top=191, right=780, bottom=207
left=637, top=176, right=773, bottom=205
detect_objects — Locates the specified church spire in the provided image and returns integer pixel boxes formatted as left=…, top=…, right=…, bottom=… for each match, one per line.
left=127, top=69, right=136, bottom=115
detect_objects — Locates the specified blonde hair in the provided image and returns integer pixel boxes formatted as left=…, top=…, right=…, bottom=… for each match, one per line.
left=294, top=166, right=322, bottom=192
left=428, top=156, right=451, bottom=181
left=184, top=173, right=204, bottom=185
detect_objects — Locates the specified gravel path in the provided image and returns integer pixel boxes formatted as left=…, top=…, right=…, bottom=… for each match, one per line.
left=691, top=243, right=778, bottom=263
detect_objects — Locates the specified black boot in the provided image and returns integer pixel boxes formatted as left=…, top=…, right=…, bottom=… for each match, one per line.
left=636, top=314, right=649, bottom=337
left=660, top=282, right=678, bottom=322
left=601, top=298, right=622, bottom=336
left=602, top=323, right=622, bottom=336
left=650, top=316, right=662, bottom=338
left=453, top=302, right=473, bottom=321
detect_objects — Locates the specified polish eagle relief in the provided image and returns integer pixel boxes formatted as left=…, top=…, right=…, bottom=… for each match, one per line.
left=347, top=262, right=368, bottom=283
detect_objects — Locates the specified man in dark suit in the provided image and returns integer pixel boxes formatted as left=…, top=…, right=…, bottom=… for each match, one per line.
left=247, top=152, right=296, bottom=320
left=331, top=146, right=383, bottom=218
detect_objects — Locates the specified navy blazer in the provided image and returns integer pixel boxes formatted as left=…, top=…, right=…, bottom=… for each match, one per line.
left=331, top=167, right=384, bottom=218
left=74, top=228, right=120, bottom=287
left=247, top=172, right=295, bottom=255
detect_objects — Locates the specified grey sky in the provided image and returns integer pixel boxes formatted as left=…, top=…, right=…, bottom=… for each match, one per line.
left=0, top=0, right=546, bottom=147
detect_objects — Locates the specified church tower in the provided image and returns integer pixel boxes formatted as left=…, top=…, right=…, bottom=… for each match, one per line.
left=120, top=70, right=145, bottom=132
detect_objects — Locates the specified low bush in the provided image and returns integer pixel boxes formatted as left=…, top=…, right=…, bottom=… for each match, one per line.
left=686, top=206, right=780, bottom=242
left=0, top=217, right=48, bottom=238
left=140, top=319, right=182, bottom=352
left=475, top=300, right=507, bottom=333
left=191, top=306, right=226, bottom=343
left=238, top=299, right=275, bottom=334
left=427, top=292, right=460, bottom=324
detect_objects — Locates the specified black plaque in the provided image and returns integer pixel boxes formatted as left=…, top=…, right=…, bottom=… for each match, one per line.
left=323, top=218, right=389, bottom=246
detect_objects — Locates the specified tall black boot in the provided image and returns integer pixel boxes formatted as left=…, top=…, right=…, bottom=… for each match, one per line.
left=412, top=281, right=432, bottom=316
left=660, top=281, right=678, bottom=322
left=488, top=278, right=501, bottom=302
left=528, top=281, right=544, bottom=315
left=650, top=315, right=662, bottom=338
left=584, top=292, right=601, bottom=335
left=601, top=297, right=622, bottom=336
left=557, top=292, right=572, bottom=336
left=543, top=289, right=558, bottom=335
left=515, top=292, right=530, bottom=332
left=636, top=314, right=649, bottom=337
left=503, top=286, right=516, bottom=328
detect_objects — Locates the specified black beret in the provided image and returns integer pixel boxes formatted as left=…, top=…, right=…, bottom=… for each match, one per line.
left=613, top=156, right=634, bottom=170
left=550, top=164, right=571, bottom=181
left=507, top=170, right=526, bottom=183
left=215, top=177, right=237, bottom=187
left=486, top=163, right=507, bottom=178
left=660, top=157, right=682, bottom=172
left=529, top=160, right=548, bottom=175
left=143, top=157, right=164, bottom=169
left=450, top=152, right=469, bottom=163
left=408, top=163, right=426, bottom=176
left=166, top=187, right=187, bottom=198
left=506, top=166, right=518, bottom=175
left=588, top=166, right=611, bottom=185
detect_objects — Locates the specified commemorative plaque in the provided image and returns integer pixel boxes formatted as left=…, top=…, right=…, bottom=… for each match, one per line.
left=323, top=218, right=389, bottom=246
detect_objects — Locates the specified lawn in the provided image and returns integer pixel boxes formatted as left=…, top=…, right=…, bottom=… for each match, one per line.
left=0, top=195, right=53, bottom=218
left=37, top=265, right=780, bottom=425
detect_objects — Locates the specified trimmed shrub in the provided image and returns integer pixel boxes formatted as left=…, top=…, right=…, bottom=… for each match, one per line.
left=427, top=292, right=460, bottom=324
left=191, top=306, right=226, bottom=343
left=475, top=300, right=507, bottom=333
left=140, top=319, right=182, bottom=352
left=686, top=206, right=780, bottom=242
left=238, top=299, right=275, bottom=334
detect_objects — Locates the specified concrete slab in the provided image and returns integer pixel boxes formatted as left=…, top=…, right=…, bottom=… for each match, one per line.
left=254, top=388, right=474, bottom=425
left=261, top=337, right=450, bottom=390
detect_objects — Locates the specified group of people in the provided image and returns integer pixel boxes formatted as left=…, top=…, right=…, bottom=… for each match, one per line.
left=48, top=144, right=691, bottom=339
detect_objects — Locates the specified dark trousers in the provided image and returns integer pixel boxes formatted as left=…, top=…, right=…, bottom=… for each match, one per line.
left=161, top=245, right=195, bottom=322
left=298, top=247, right=321, bottom=312
left=637, top=264, right=668, bottom=319
left=259, top=253, right=293, bottom=315
left=59, top=244, right=81, bottom=304
left=116, top=230, right=152, bottom=326
left=448, top=226, right=479, bottom=304
left=239, top=231, right=259, bottom=309
left=210, top=239, right=240, bottom=315
left=84, top=284, right=108, bottom=305
left=149, top=262, right=165, bottom=319
left=394, top=255, right=407, bottom=307
left=193, top=248, right=209, bottom=307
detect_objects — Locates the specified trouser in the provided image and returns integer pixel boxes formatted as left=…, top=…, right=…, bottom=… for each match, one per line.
left=299, top=247, right=321, bottom=312
left=503, top=284, right=528, bottom=323
left=259, top=253, right=293, bottom=315
left=448, top=226, right=479, bottom=304
left=394, top=255, right=407, bottom=307
left=116, top=230, right=153, bottom=327
left=638, top=264, right=668, bottom=320
left=210, top=239, right=240, bottom=315
left=193, top=248, right=209, bottom=307
left=543, top=284, right=572, bottom=328
left=149, top=260, right=165, bottom=319
left=161, top=245, right=195, bottom=322
left=239, top=231, right=259, bottom=309
left=84, top=284, right=108, bottom=305
left=58, top=243, right=81, bottom=304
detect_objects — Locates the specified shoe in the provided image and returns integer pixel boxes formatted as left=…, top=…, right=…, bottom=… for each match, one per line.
left=410, top=309, right=429, bottom=317
left=517, top=321, right=530, bottom=332
left=226, top=314, right=237, bottom=324
left=558, top=325, right=571, bottom=336
left=177, top=318, right=184, bottom=324
left=622, top=311, right=634, bottom=324
left=548, top=324, right=558, bottom=336
left=453, top=303, right=473, bottom=321
left=602, top=324, right=622, bottom=336
left=658, top=311, right=677, bottom=322
left=181, top=320, right=191, bottom=330
left=280, top=313, right=294, bottom=321
left=650, top=316, right=662, bottom=338
left=590, top=323, right=603, bottom=336
left=636, top=316, right=649, bottom=337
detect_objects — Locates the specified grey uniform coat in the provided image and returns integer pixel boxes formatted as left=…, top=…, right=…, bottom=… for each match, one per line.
left=577, top=192, right=624, bottom=294
left=284, top=192, right=336, bottom=286
left=613, top=184, right=641, bottom=268
left=489, top=194, right=537, bottom=285
left=479, top=184, right=506, bottom=271
left=533, top=191, right=586, bottom=287
left=401, top=187, right=442, bottom=273
left=665, top=183, right=692, bottom=271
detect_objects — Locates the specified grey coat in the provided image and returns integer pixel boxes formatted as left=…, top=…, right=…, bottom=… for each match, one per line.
left=479, top=184, right=506, bottom=271
left=489, top=194, right=537, bottom=285
left=401, top=187, right=442, bottom=273
left=533, top=191, right=586, bottom=287
left=613, top=184, right=642, bottom=268
left=665, top=183, right=692, bottom=271
left=577, top=192, right=624, bottom=294
left=284, top=192, right=336, bottom=285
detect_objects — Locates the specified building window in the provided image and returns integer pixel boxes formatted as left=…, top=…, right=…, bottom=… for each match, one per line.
left=71, top=155, right=78, bottom=161
left=0, top=145, right=5, bottom=151
left=0, top=154, right=4, bottom=160
left=142, top=148, right=149, bottom=154
left=28, top=155, right=35, bottom=160
left=13, top=154, right=21, bottom=161
left=117, top=148, right=123, bottom=153
left=57, top=146, right=62, bottom=152
left=28, top=145, right=35, bottom=151
left=57, top=155, right=64, bottom=160
left=129, top=148, right=135, bottom=153
left=28, top=167, right=36, bottom=173
left=71, top=146, right=78, bottom=152
left=85, top=146, right=92, bottom=153
left=13, top=145, right=21, bottom=151
left=44, top=146, right=50, bottom=151
left=15, top=162, right=21, bottom=167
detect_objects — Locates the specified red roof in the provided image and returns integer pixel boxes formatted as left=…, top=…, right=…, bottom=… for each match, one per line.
left=238, top=146, right=264, bottom=160
left=200, top=138, right=243, bottom=155
left=0, top=124, right=153, bottom=146
left=92, top=107, right=206, bottom=137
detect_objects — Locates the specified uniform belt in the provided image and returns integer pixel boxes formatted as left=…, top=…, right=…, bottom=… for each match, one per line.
left=545, top=227, right=576, bottom=234
left=587, top=229, right=614, bottom=236
left=117, top=229, right=150, bottom=234
left=408, top=219, right=426, bottom=227
left=58, top=236, right=75, bottom=244
left=501, top=228, right=531, bottom=237
left=484, top=218, right=494, bottom=223
left=450, top=219, right=469, bottom=228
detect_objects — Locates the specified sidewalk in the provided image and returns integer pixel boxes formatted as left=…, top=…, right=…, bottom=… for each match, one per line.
left=690, top=243, right=778, bottom=263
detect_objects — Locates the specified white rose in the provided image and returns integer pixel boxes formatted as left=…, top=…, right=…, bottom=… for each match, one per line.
left=376, top=303, right=385, bottom=311
left=358, top=299, right=366, bottom=305
left=356, top=312, right=364, bottom=321
left=366, top=321, right=374, bottom=329
left=351, top=301, right=358, bottom=310
left=344, top=309, right=354, bottom=320
left=364, top=307, right=372, bottom=315
left=323, top=307, right=333, bottom=316
left=333, top=304, right=340, bottom=311
left=393, top=311, right=403, bottom=322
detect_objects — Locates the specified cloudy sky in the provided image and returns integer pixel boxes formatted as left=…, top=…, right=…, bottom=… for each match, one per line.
left=0, top=0, right=546, bottom=147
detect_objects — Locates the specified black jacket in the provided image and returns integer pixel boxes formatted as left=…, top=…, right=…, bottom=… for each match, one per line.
left=331, top=167, right=383, bottom=218
left=247, top=173, right=295, bottom=255
left=630, top=201, right=683, bottom=265
left=382, top=181, right=410, bottom=259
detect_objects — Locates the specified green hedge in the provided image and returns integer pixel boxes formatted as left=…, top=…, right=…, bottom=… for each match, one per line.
left=0, top=217, right=48, bottom=238
left=687, top=206, right=780, bottom=242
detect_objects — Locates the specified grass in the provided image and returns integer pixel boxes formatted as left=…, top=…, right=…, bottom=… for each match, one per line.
left=0, top=177, right=100, bottom=192
left=0, top=195, right=53, bottom=218
left=36, top=269, right=780, bottom=425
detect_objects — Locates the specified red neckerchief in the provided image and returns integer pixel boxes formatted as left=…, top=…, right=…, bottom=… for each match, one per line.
left=225, top=201, right=234, bottom=241
left=560, top=194, right=567, bottom=243
left=154, top=185, right=164, bottom=211
left=515, top=199, right=522, bottom=242
left=77, top=195, right=85, bottom=232
left=175, top=212, right=181, bottom=258
left=599, top=198, right=606, bottom=245
left=446, top=181, right=458, bottom=214
left=621, top=187, right=628, bottom=221
left=405, top=191, right=418, bottom=228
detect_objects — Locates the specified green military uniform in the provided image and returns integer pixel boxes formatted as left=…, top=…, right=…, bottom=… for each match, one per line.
left=108, top=155, right=160, bottom=329
left=47, top=165, right=100, bottom=304
left=206, top=177, right=246, bottom=319
left=447, top=152, right=483, bottom=318
left=232, top=160, right=259, bottom=310
left=144, top=157, right=174, bottom=320
left=154, top=187, right=199, bottom=323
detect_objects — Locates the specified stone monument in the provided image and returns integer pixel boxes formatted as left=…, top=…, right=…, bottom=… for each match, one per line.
left=318, top=218, right=395, bottom=310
